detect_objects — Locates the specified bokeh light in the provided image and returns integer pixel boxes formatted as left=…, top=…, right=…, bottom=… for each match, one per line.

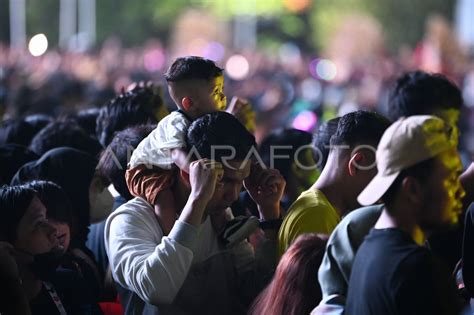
left=203, top=42, right=225, bottom=62
left=225, top=54, right=249, bottom=80
left=283, top=0, right=311, bottom=13
left=317, top=59, right=337, bottom=81
left=292, top=110, right=318, bottom=132
left=279, top=42, right=301, bottom=65
left=309, top=59, right=338, bottom=81
left=28, top=34, right=48, bottom=57
left=301, top=78, right=322, bottom=103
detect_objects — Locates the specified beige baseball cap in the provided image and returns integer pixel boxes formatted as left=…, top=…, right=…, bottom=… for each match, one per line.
left=357, top=115, right=454, bottom=206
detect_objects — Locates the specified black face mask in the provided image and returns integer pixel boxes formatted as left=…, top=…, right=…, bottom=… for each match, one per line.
left=16, top=248, right=64, bottom=281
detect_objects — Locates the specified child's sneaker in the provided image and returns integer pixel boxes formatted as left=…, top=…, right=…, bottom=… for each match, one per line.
left=220, top=216, right=260, bottom=248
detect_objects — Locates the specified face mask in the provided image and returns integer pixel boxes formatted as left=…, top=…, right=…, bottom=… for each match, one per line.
left=16, top=248, right=64, bottom=281
left=89, top=188, right=114, bottom=223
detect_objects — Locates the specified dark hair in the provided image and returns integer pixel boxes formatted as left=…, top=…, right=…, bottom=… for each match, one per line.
left=0, top=185, right=37, bottom=242
left=96, top=84, right=164, bottom=147
left=249, top=234, right=327, bottom=315
left=0, top=119, right=36, bottom=147
left=259, top=129, right=312, bottom=181
left=24, top=180, right=73, bottom=227
left=24, top=114, right=54, bottom=135
left=186, top=112, right=256, bottom=162
left=388, top=71, right=462, bottom=121
left=98, top=125, right=155, bottom=200
left=0, top=144, right=38, bottom=184
left=313, top=117, right=341, bottom=171
left=74, top=107, right=101, bottom=138
left=11, top=147, right=98, bottom=248
left=381, top=158, right=436, bottom=207
left=164, top=56, right=223, bottom=82
left=330, top=110, right=391, bottom=148
left=29, top=121, right=102, bottom=157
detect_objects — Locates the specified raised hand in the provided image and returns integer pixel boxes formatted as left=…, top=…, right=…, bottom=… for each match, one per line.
left=226, top=96, right=256, bottom=134
left=244, top=162, right=285, bottom=220
left=189, top=159, right=224, bottom=206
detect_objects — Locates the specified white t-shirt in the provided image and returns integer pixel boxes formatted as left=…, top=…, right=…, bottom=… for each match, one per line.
left=104, top=197, right=276, bottom=313
left=129, top=111, right=190, bottom=169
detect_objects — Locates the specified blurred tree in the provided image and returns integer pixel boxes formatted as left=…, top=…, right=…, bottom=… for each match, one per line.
left=366, top=0, right=456, bottom=52
left=0, top=0, right=457, bottom=54
left=310, top=0, right=456, bottom=53
left=26, top=0, right=59, bottom=43
left=1, top=0, right=59, bottom=47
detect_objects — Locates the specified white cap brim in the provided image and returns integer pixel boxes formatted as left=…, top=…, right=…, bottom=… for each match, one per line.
left=357, top=171, right=400, bottom=206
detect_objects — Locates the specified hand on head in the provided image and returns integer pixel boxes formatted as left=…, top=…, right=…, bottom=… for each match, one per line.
left=189, top=159, right=224, bottom=205
left=244, top=162, right=285, bottom=220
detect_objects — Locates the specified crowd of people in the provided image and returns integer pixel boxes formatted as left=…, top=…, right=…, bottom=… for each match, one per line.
left=0, top=35, right=474, bottom=315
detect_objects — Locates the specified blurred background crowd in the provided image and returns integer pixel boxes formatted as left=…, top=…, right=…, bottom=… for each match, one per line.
left=1, top=0, right=473, bottom=149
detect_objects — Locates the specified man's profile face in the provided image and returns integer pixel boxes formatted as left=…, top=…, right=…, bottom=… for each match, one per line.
left=419, top=148, right=464, bottom=230
left=206, top=160, right=250, bottom=215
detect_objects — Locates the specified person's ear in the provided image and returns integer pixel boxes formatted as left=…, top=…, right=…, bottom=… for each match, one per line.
left=348, top=152, right=364, bottom=176
left=402, top=176, right=423, bottom=205
left=181, top=97, right=193, bottom=111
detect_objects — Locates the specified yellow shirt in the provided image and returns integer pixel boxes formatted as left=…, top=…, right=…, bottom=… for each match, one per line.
left=278, top=189, right=340, bottom=257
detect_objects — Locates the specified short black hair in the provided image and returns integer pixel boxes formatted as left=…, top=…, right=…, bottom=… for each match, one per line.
left=29, top=121, right=102, bottom=158
left=11, top=147, right=98, bottom=248
left=259, top=129, right=312, bottom=181
left=313, top=117, right=341, bottom=171
left=381, top=158, right=436, bottom=207
left=96, top=84, right=164, bottom=147
left=98, top=125, right=155, bottom=200
left=0, top=119, right=36, bottom=147
left=187, top=112, right=256, bottom=162
left=73, top=107, right=101, bottom=138
left=0, top=144, right=38, bottom=184
left=24, top=180, right=73, bottom=226
left=330, top=110, right=391, bottom=149
left=388, top=71, right=462, bottom=121
left=24, top=114, right=54, bottom=135
left=0, top=184, right=37, bottom=242
left=164, top=56, right=223, bottom=83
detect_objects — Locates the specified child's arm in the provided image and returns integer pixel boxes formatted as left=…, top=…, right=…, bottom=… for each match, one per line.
left=171, top=148, right=191, bottom=173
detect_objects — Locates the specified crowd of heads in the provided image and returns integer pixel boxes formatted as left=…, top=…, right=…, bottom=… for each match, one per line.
left=0, top=47, right=473, bottom=314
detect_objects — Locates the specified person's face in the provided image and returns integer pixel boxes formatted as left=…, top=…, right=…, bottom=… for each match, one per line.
left=195, top=75, right=227, bottom=114
left=49, top=221, right=70, bottom=251
left=419, top=148, right=465, bottom=230
left=13, top=197, right=59, bottom=255
left=434, top=108, right=460, bottom=146
left=89, top=174, right=114, bottom=223
left=206, top=160, right=251, bottom=215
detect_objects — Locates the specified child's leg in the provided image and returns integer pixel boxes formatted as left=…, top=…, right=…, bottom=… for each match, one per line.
left=125, top=165, right=177, bottom=235
left=154, top=189, right=177, bottom=235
